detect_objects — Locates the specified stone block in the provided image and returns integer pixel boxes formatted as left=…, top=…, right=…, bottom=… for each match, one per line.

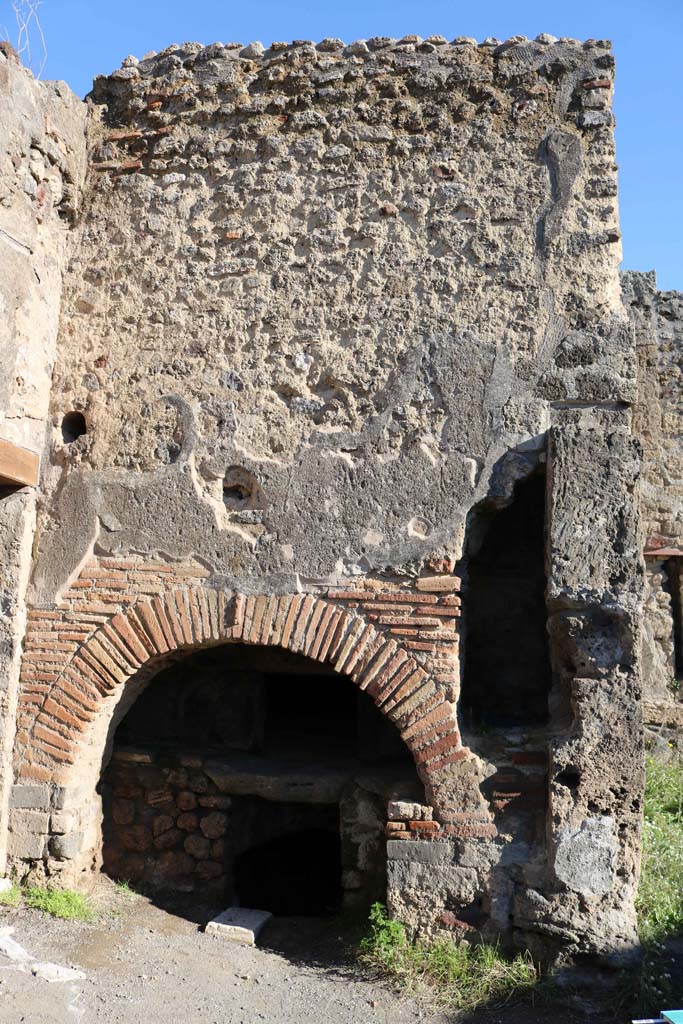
left=9, top=810, right=49, bottom=834
left=49, top=831, right=83, bottom=860
left=9, top=784, right=50, bottom=811
left=176, top=812, right=197, bottom=831
left=184, top=833, right=210, bottom=859
left=152, top=814, right=174, bottom=836
left=387, top=801, right=421, bottom=820
left=388, top=862, right=481, bottom=904
left=205, top=907, right=272, bottom=946
left=554, top=817, right=617, bottom=896
left=50, top=808, right=82, bottom=834
left=177, top=790, right=197, bottom=811
left=52, top=786, right=89, bottom=811
left=7, top=832, right=46, bottom=859
left=199, top=812, right=227, bottom=839
left=153, top=828, right=183, bottom=851
left=386, top=839, right=456, bottom=866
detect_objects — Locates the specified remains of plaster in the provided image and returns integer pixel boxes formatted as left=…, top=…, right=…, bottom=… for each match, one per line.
left=1, top=29, right=678, bottom=965
left=0, top=51, right=86, bottom=871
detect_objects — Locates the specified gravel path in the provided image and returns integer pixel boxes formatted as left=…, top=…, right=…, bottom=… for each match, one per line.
left=0, top=883, right=448, bottom=1024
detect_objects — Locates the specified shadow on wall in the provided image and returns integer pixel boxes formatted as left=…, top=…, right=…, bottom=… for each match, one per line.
left=458, top=469, right=554, bottom=952
left=461, top=471, right=551, bottom=731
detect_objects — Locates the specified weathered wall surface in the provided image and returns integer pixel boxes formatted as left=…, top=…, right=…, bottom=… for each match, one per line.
left=34, top=34, right=628, bottom=601
left=0, top=48, right=86, bottom=870
left=625, top=272, right=683, bottom=756
left=4, top=33, right=645, bottom=962
left=545, top=409, right=643, bottom=958
left=0, top=48, right=85, bottom=454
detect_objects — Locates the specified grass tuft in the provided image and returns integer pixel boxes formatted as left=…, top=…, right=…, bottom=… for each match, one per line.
left=630, top=756, right=683, bottom=1009
left=24, top=885, right=95, bottom=922
left=636, top=757, right=683, bottom=942
left=359, top=902, right=538, bottom=1009
left=0, top=883, right=21, bottom=907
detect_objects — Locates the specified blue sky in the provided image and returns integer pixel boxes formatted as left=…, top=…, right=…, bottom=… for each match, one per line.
left=10, top=0, right=683, bottom=289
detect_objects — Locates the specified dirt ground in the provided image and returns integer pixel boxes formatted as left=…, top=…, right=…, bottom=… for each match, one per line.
left=0, top=880, right=616, bottom=1024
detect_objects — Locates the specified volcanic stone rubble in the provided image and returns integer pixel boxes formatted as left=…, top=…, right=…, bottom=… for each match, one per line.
left=0, top=30, right=681, bottom=966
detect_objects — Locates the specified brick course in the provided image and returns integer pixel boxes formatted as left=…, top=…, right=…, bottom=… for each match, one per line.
left=15, top=558, right=465, bottom=832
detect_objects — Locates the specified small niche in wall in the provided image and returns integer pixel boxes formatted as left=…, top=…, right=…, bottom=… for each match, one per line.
left=222, top=466, right=265, bottom=511
left=555, top=767, right=581, bottom=792
left=61, top=411, right=87, bottom=444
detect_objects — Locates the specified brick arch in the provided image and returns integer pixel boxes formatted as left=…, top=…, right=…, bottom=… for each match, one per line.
left=15, top=586, right=463, bottom=820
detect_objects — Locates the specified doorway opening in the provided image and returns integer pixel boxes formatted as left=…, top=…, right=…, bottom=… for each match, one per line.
left=99, top=642, right=422, bottom=918
left=460, top=470, right=551, bottom=856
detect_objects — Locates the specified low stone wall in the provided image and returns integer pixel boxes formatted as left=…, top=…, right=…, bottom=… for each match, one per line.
left=101, top=747, right=389, bottom=910
left=103, top=750, right=234, bottom=898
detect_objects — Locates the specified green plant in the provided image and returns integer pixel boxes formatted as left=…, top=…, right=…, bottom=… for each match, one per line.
left=359, top=902, right=538, bottom=1009
left=24, top=885, right=94, bottom=922
left=0, top=883, right=21, bottom=907
left=627, top=757, right=683, bottom=1010
left=637, top=758, right=683, bottom=942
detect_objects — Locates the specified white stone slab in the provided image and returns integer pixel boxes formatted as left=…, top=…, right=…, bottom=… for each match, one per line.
left=31, top=961, right=86, bottom=983
left=0, top=932, right=85, bottom=982
left=204, top=907, right=273, bottom=946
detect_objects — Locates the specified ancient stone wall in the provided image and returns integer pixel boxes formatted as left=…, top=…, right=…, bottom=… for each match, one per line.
left=0, top=48, right=86, bottom=871
left=101, top=747, right=388, bottom=913
left=11, top=557, right=460, bottom=866
left=625, top=272, right=683, bottom=756
left=32, top=34, right=628, bottom=603
left=1, top=33, right=648, bottom=962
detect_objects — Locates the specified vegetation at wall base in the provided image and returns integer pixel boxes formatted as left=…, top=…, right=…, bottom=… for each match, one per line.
left=359, top=902, right=539, bottom=1010
left=23, top=885, right=94, bottom=922
left=360, top=760, right=683, bottom=1013
left=630, top=756, right=683, bottom=1009
left=0, top=883, right=21, bottom=907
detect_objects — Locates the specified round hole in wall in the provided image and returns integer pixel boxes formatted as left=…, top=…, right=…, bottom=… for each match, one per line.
left=223, top=483, right=251, bottom=508
left=61, top=411, right=87, bottom=444
left=222, top=466, right=265, bottom=511
left=555, top=768, right=581, bottom=792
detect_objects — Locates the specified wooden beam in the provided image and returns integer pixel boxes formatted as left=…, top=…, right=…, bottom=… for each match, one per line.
left=0, top=438, right=39, bottom=487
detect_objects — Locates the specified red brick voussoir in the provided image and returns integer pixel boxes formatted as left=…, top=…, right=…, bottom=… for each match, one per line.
left=15, top=559, right=464, bottom=821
